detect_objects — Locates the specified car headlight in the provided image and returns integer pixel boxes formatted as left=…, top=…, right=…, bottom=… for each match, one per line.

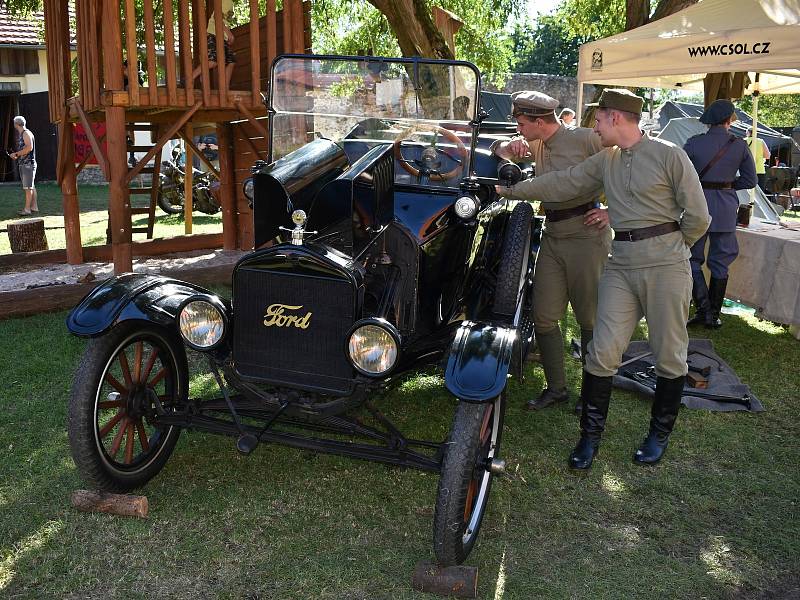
left=178, top=297, right=226, bottom=350
left=243, top=178, right=255, bottom=201
left=347, top=319, right=400, bottom=376
left=454, top=194, right=479, bottom=219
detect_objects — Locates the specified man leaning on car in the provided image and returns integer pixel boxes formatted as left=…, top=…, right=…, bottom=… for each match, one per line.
left=493, top=91, right=609, bottom=413
left=496, top=89, right=710, bottom=470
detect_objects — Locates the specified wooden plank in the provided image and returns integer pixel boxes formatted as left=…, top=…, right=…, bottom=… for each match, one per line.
left=124, top=0, right=139, bottom=106
left=184, top=122, right=193, bottom=233
left=193, top=0, right=211, bottom=107
left=60, top=118, right=84, bottom=265
left=266, top=0, right=276, bottom=70
left=216, top=123, right=237, bottom=250
left=249, top=0, right=260, bottom=104
left=292, top=0, right=304, bottom=53
left=73, top=100, right=110, bottom=180
left=212, top=0, right=226, bottom=104
left=235, top=99, right=268, bottom=140
left=163, top=0, right=178, bottom=105
left=280, top=0, right=291, bottom=55
left=178, top=0, right=193, bottom=106
left=142, top=0, right=159, bottom=105
left=125, top=102, right=201, bottom=184
left=106, top=106, right=133, bottom=274
left=71, top=490, right=148, bottom=518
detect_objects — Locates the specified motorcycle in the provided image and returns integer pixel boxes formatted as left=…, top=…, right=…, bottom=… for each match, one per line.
left=157, top=146, right=221, bottom=215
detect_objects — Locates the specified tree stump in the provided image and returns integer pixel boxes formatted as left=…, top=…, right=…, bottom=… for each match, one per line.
left=71, top=490, right=149, bottom=518
left=8, top=218, right=48, bottom=253
left=411, top=561, right=478, bottom=598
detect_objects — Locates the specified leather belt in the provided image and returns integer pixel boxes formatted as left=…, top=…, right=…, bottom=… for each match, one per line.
left=702, top=181, right=734, bottom=190
left=614, top=221, right=680, bottom=242
left=544, top=201, right=597, bottom=222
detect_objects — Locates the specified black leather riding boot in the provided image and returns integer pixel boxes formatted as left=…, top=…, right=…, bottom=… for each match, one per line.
left=687, top=271, right=711, bottom=327
left=569, top=371, right=612, bottom=470
left=707, top=277, right=728, bottom=329
left=633, top=375, right=685, bottom=465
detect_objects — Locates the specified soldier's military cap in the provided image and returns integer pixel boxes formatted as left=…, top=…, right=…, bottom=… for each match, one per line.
left=586, top=88, right=643, bottom=116
left=511, top=91, right=559, bottom=118
left=699, top=99, right=736, bottom=125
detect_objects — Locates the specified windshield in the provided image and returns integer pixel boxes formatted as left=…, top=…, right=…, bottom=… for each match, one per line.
left=268, top=56, right=481, bottom=166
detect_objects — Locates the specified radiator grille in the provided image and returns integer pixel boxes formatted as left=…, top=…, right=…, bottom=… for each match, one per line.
left=233, top=267, right=355, bottom=393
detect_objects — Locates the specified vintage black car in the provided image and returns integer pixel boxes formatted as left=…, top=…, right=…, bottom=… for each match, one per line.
left=66, top=54, right=539, bottom=566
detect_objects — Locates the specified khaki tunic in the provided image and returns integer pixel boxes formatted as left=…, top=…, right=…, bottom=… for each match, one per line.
left=529, top=126, right=610, bottom=334
left=503, top=134, right=711, bottom=378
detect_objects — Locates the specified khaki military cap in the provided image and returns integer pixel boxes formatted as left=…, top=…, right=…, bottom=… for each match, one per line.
left=587, top=88, right=643, bottom=116
left=511, top=91, right=559, bottom=117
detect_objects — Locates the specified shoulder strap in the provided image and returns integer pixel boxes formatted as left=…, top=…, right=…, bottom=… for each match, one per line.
left=698, top=135, right=736, bottom=180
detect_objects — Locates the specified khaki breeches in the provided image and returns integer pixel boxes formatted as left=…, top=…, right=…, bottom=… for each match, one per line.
left=532, top=232, right=611, bottom=333
left=586, top=261, right=692, bottom=379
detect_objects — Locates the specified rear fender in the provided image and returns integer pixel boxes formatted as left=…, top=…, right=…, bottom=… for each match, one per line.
left=444, top=320, right=516, bottom=403
left=66, top=273, right=226, bottom=337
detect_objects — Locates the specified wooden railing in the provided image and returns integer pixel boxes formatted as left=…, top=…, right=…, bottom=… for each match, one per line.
left=47, top=0, right=309, bottom=120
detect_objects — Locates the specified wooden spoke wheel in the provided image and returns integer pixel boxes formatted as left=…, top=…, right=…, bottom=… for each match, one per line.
left=68, top=323, right=188, bottom=492
left=393, top=125, right=468, bottom=182
left=433, top=393, right=505, bottom=566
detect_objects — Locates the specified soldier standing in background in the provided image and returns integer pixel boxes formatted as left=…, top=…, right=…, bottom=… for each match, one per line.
left=496, top=89, right=710, bottom=469
left=684, top=99, right=756, bottom=329
left=493, top=91, right=609, bottom=413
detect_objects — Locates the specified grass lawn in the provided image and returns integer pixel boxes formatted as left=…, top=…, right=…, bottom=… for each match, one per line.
left=0, top=182, right=222, bottom=256
left=1, top=303, right=798, bottom=598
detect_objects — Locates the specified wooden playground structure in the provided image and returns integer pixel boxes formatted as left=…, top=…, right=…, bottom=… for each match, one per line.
left=41, top=0, right=311, bottom=273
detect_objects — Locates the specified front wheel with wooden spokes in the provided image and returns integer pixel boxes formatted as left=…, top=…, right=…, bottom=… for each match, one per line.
left=68, top=323, right=188, bottom=492
left=433, top=393, right=505, bottom=566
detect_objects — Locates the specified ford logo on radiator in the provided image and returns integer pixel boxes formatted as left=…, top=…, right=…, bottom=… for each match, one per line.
left=263, top=303, right=312, bottom=329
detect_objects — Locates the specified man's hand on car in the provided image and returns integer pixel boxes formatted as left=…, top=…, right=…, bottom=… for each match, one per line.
left=496, top=136, right=532, bottom=161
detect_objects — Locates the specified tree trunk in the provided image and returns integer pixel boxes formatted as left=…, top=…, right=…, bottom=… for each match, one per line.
left=651, top=0, right=697, bottom=21
left=367, top=0, right=453, bottom=60
left=626, top=0, right=650, bottom=30
left=8, top=218, right=48, bottom=253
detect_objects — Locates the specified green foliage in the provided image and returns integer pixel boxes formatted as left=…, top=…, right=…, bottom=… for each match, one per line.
left=328, top=75, right=363, bottom=99
left=311, top=0, right=522, bottom=87
left=738, top=94, right=800, bottom=129
left=557, top=0, right=627, bottom=40
left=511, top=15, right=588, bottom=76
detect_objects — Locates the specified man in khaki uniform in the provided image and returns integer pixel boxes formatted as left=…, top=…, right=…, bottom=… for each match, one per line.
left=494, top=91, right=609, bottom=412
left=497, top=89, right=710, bottom=469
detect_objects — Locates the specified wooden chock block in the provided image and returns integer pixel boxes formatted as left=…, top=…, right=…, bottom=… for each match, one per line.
left=71, top=490, right=149, bottom=518
left=411, top=560, right=478, bottom=598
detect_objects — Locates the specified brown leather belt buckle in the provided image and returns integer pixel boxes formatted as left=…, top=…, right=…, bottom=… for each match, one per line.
left=616, top=230, right=634, bottom=242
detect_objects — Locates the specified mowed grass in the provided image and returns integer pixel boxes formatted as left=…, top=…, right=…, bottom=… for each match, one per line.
left=0, top=182, right=222, bottom=256
left=1, top=301, right=798, bottom=599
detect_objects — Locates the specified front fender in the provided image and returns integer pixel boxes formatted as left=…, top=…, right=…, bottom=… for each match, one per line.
left=444, top=320, right=516, bottom=403
left=66, top=273, right=226, bottom=337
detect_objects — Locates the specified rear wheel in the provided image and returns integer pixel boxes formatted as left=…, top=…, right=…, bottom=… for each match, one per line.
left=433, top=393, right=505, bottom=566
left=157, top=188, right=184, bottom=215
left=68, top=323, right=188, bottom=492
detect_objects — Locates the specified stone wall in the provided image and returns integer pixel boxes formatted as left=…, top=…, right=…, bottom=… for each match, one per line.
left=486, top=73, right=597, bottom=115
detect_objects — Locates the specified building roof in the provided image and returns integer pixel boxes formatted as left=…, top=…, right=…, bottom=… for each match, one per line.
left=0, top=8, right=46, bottom=47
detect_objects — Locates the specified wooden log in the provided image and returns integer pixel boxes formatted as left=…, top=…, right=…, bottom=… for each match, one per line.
left=411, top=561, right=478, bottom=599
left=8, top=218, right=48, bottom=253
left=71, top=490, right=149, bottom=518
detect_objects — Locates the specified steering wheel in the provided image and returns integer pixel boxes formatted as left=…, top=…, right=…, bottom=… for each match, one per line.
left=393, top=125, right=468, bottom=182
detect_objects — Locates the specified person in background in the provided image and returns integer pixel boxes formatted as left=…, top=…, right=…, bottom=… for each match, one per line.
left=9, top=115, right=38, bottom=216
left=193, top=0, right=236, bottom=88
left=684, top=100, right=756, bottom=329
left=559, top=108, right=576, bottom=127
left=493, top=91, right=608, bottom=414
left=496, top=89, right=710, bottom=469
left=744, top=127, right=770, bottom=191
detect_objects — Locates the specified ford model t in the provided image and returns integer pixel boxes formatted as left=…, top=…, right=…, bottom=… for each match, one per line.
left=66, top=55, right=538, bottom=566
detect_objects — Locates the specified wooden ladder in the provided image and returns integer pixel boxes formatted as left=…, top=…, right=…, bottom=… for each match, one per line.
left=127, top=123, right=162, bottom=239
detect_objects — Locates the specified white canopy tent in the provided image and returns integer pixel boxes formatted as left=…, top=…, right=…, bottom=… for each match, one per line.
left=575, top=0, right=800, bottom=119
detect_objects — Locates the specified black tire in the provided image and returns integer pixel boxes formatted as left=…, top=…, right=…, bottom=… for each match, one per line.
left=493, top=202, right=533, bottom=317
left=158, top=189, right=184, bottom=215
left=68, top=322, right=188, bottom=492
left=433, top=394, right=505, bottom=566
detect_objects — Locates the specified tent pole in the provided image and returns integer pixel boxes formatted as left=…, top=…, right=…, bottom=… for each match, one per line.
left=749, top=72, right=761, bottom=203
left=576, top=82, right=584, bottom=123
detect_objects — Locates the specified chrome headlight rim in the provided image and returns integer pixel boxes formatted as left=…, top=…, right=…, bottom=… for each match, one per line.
left=177, top=294, right=228, bottom=352
left=454, top=194, right=479, bottom=219
left=345, top=318, right=401, bottom=378
left=242, top=178, right=255, bottom=202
